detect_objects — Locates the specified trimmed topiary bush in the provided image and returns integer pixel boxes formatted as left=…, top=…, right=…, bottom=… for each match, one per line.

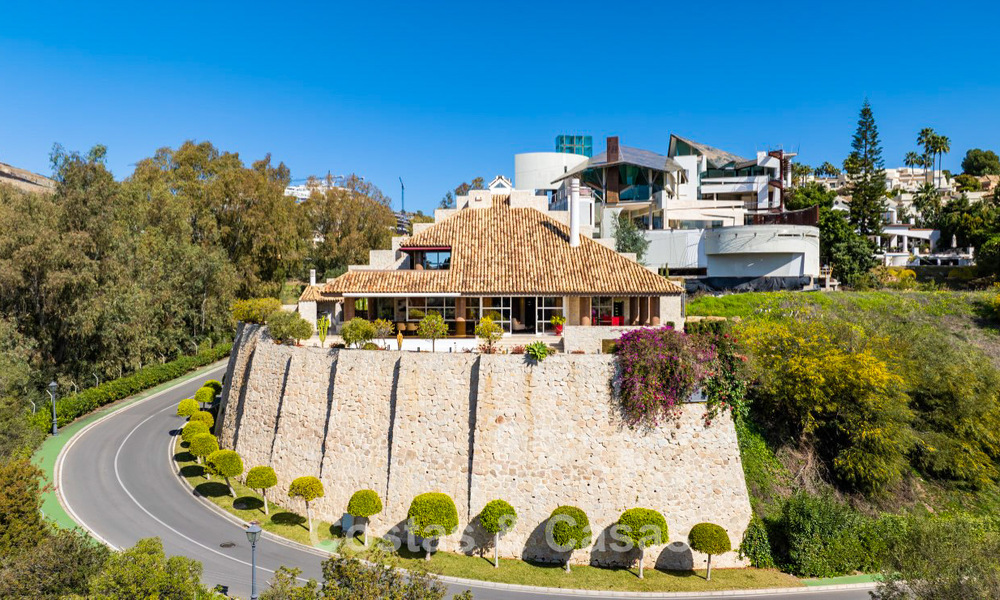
left=546, top=505, right=591, bottom=572
left=361, top=342, right=380, bottom=351
left=288, top=476, right=325, bottom=533
left=688, top=522, right=732, bottom=580
left=479, top=499, right=518, bottom=569
left=180, top=420, right=210, bottom=444
left=407, top=492, right=459, bottom=561
left=189, top=433, right=219, bottom=467
left=189, top=410, right=214, bottom=430
left=176, top=398, right=199, bottom=418
left=617, top=508, right=668, bottom=579
left=203, top=379, right=223, bottom=394
left=347, top=489, right=383, bottom=546
left=245, top=466, right=277, bottom=516
left=194, top=386, right=215, bottom=408
left=206, top=449, right=243, bottom=498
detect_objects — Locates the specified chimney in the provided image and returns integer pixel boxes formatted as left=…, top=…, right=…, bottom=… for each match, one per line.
left=309, top=269, right=316, bottom=287
left=569, top=178, right=581, bottom=247
left=607, top=136, right=620, bottom=163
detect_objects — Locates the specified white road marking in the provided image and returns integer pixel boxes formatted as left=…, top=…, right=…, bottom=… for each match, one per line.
left=55, top=365, right=228, bottom=550
left=112, top=402, right=277, bottom=574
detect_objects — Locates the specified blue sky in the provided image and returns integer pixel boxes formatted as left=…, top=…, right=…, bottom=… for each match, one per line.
left=2, top=1, right=998, bottom=213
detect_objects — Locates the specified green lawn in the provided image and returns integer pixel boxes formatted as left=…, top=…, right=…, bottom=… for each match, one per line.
left=383, top=549, right=800, bottom=592
left=174, top=438, right=801, bottom=592
left=174, top=438, right=340, bottom=549
left=687, top=290, right=989, bottom=320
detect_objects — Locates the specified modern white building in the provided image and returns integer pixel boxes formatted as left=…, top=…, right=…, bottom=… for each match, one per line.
left=284, top=175, right=355, bottom=203
left=806, top=167, right=954, bottom=195
left=667, top=134, right=793, bottom=213
left=515, top=135, right=821, bottom=291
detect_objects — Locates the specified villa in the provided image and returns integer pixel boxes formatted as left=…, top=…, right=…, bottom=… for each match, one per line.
left=298, top=177, right=684, bottom=350
left=516, top=135, right=821, bottom=292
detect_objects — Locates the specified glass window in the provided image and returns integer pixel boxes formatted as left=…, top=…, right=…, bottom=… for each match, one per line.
left=536, top=297, right=564, bottom=333
left=481, top=297, right=512, bottom=333
left=406, top=297, right=456, bottom=322
left=422, top=251, right=451, bottom=270
left=592, top=297, right=624, bottom=326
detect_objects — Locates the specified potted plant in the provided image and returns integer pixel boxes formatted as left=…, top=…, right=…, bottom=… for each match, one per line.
left=551, top=314, right=566, bottom=335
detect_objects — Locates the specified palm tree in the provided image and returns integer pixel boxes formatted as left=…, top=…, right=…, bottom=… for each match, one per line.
left=932, top=134, right=950, bottom=188
left=904, top=151, right=921, bottom=174
left=917, top=128, right=936, bottom=184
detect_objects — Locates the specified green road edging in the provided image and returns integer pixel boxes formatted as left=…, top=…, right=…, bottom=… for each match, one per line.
left=32, top=359, right=229, bottom=531
left=802, top=573, right=878, bottom=586
left=36, top=356, right=878, bottom=591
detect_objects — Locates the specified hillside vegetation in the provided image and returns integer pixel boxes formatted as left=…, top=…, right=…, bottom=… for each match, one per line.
left=689, top=291, right=1000, bottom=577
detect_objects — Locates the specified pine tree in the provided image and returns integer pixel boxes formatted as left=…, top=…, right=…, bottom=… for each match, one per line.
left=845, top=100, right=887, bottom=238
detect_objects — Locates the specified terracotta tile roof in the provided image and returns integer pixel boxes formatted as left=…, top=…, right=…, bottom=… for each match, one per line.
left=323, top=201, right=682, bottom=296
left=298, top=285, right=326, bottom=302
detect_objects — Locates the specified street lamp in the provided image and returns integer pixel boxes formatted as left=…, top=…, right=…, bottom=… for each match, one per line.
left=47, top=381, right=58, bottom=436
left=245, top=521, right=262, bottom=600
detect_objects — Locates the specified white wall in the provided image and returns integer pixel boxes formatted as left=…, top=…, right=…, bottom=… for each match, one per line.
left=642, top=225, right=820, bottom=278
left=514, top=152, right=589, bottom=192
left=297, top=300, right=317, bottom=327
left=644, top=229, right=705, bottom=270
left=704, top=225, right=820, bottom=277
left=672, top=154, right=701, bottom=201
left=707, top=253, right=805, bottom=278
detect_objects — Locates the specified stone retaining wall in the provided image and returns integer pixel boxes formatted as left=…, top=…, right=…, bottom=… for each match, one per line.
left=218, top=325, right=753, bottom=570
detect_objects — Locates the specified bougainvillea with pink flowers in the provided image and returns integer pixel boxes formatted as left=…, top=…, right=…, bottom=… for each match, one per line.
left=613, top=324, right=748, bottom=428
left=613, top=326, right=707, bottom=427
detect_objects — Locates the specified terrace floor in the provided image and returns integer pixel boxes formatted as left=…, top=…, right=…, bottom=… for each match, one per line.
left=300, top=332, right=563, bottom=352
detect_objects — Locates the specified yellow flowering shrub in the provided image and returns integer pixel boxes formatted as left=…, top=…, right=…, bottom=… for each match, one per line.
left=742, top=319, right=913, bottom=493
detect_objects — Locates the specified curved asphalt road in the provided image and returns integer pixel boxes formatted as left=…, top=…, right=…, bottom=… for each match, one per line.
left=58, top=364, right=870, bottom=600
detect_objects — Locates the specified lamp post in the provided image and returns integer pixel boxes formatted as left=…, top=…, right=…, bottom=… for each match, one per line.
left=246, top=521, right=262, bottom=600
left=47, top=381, right=58, bottom=435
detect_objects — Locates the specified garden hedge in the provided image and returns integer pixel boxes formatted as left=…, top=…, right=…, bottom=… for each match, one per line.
left=31, top=343, right=231, bottom=432
left=685, top=319, right=731, bottom=336
left=180, top=421, right=210, bottom=444
left=738, top=515, right=774, bottom=569
left=347, top=489, right=383, bottom=518
left=407, top=493, right=459, bottom=539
